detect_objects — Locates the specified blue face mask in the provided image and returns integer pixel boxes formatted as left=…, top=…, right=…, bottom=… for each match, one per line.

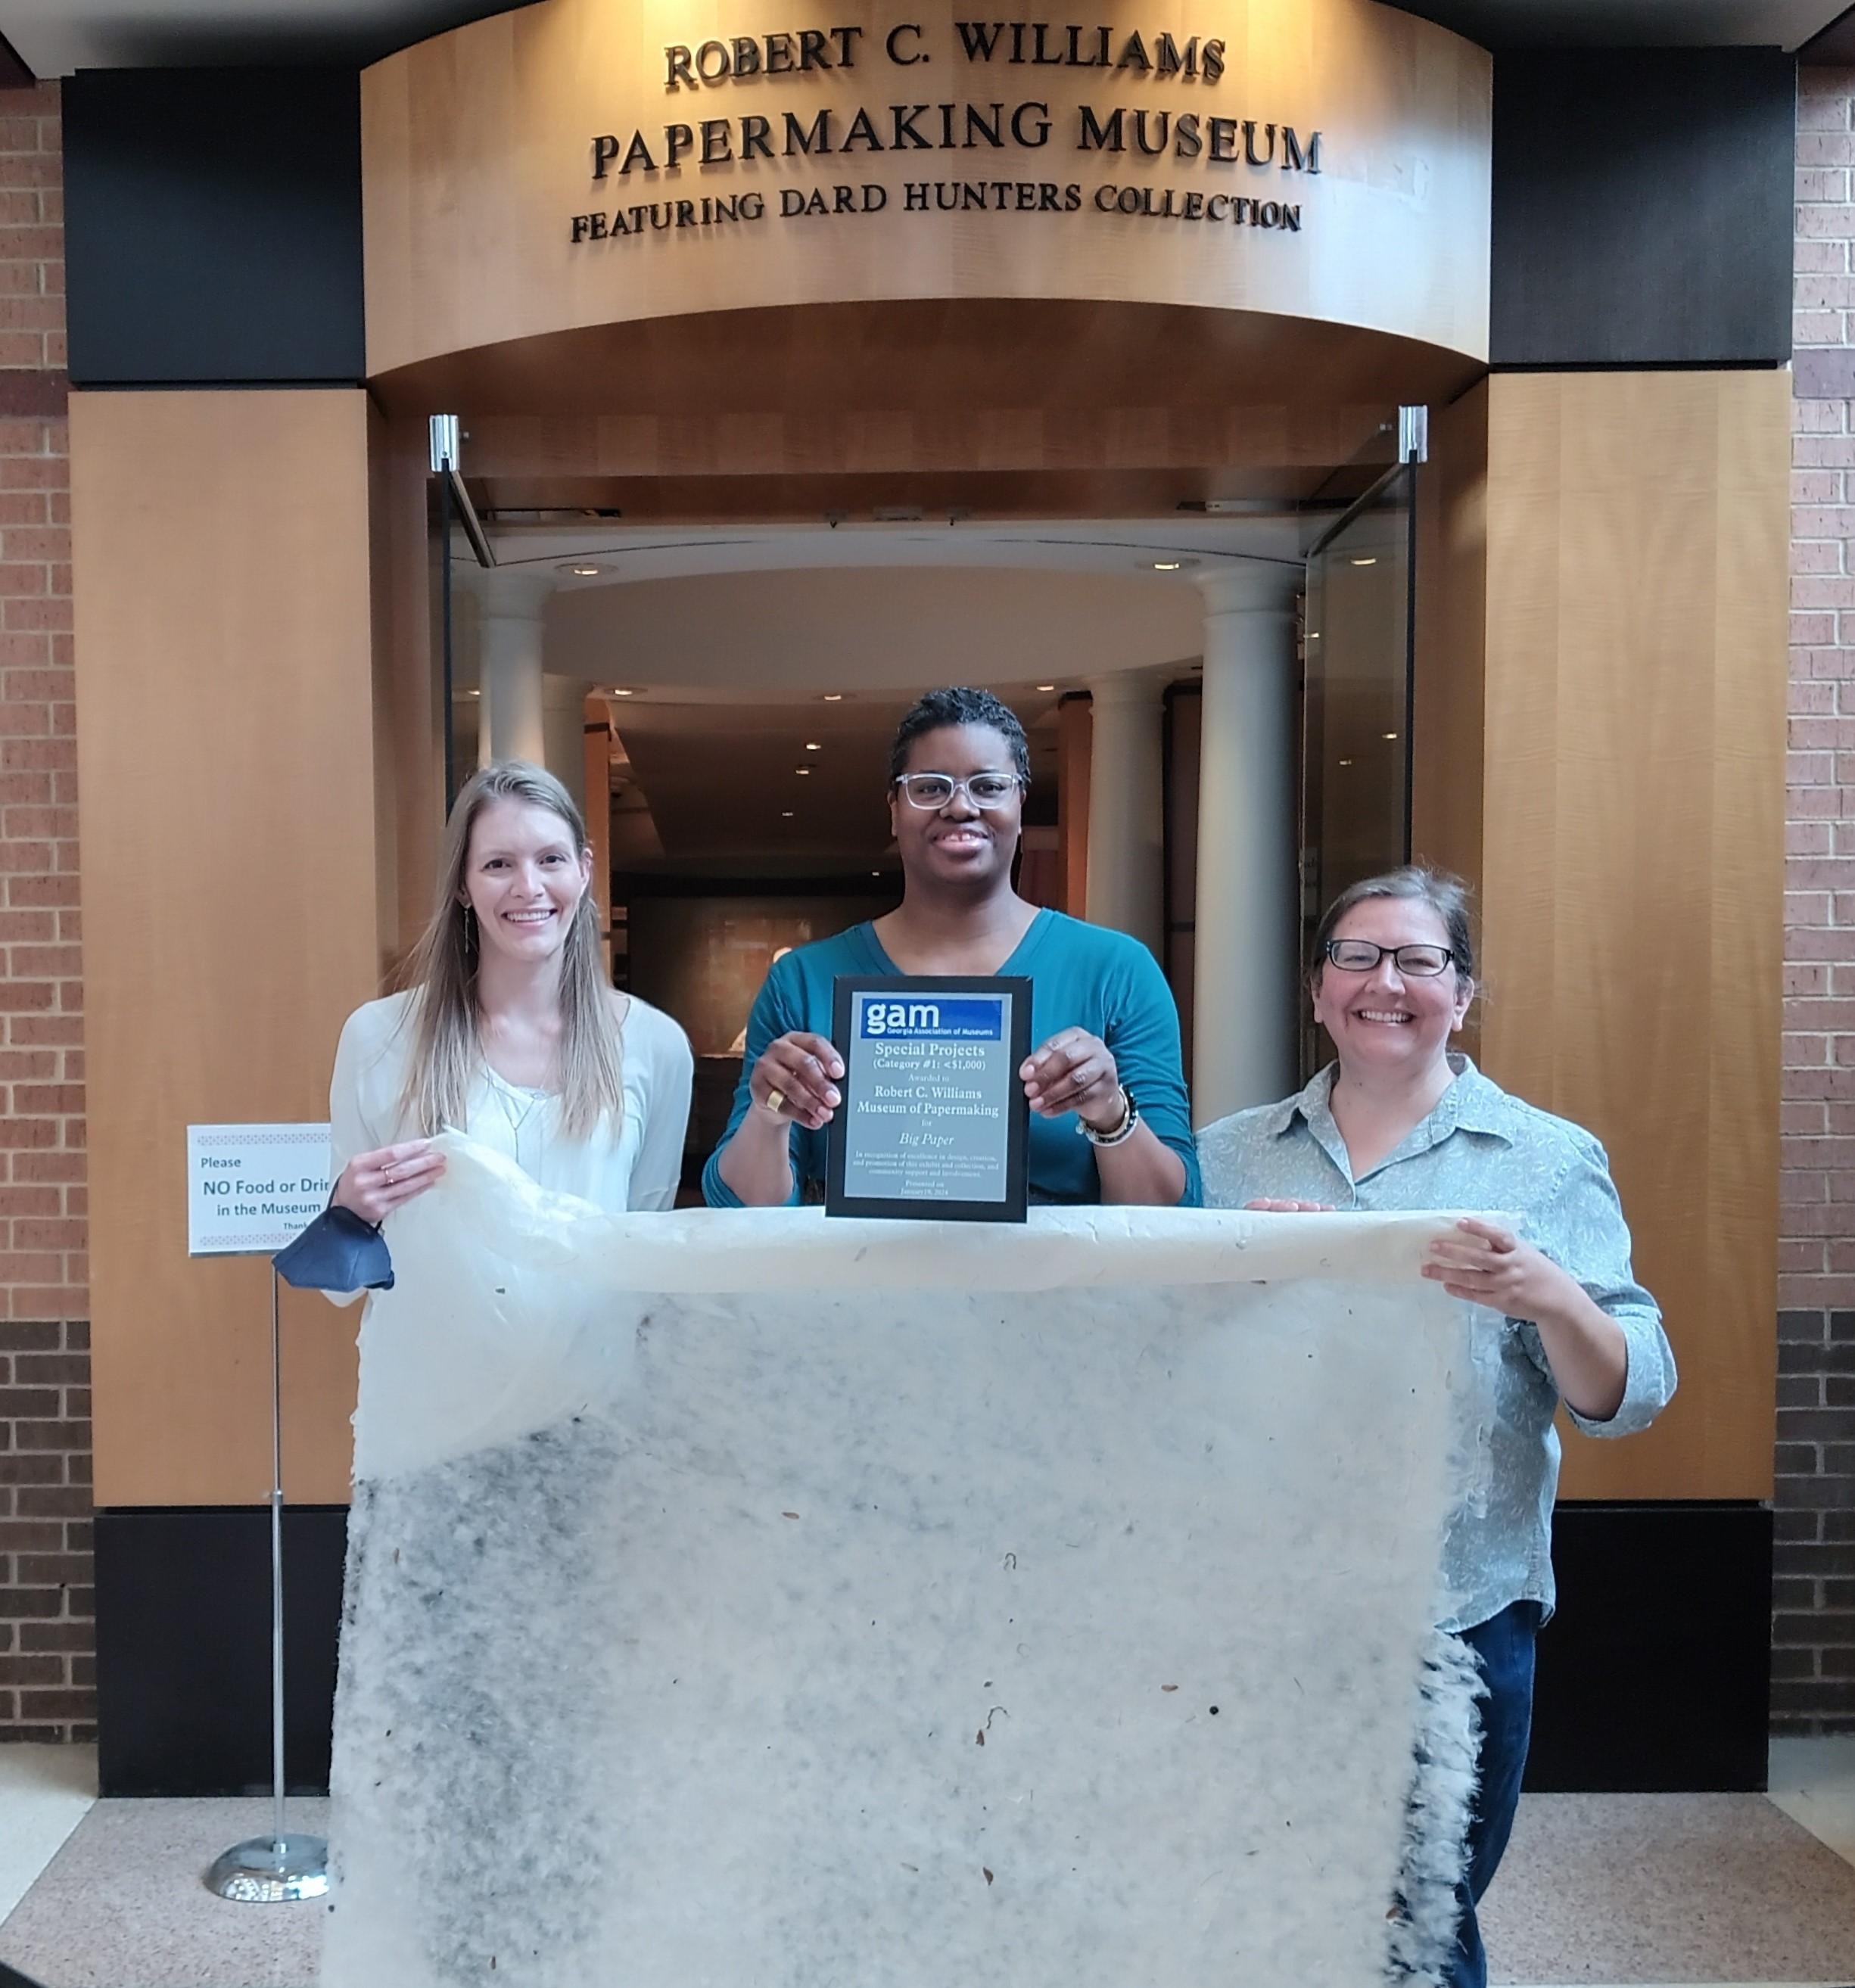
left=273, top=1205, right=395, bottom=1293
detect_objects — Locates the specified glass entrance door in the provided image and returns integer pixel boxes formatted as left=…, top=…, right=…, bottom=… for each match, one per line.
left=424, top=415, right=471, bottom=810
left=1299, top=441, right=1419, bottom=1078
left=429, top=415, right=497, bottom=812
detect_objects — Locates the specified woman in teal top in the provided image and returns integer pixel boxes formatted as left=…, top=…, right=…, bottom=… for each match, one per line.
left=703, top=687, right=1200, bottom=1208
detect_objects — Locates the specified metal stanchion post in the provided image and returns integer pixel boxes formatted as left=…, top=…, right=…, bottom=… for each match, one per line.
left=204, top=1268, right=329, bottom=1903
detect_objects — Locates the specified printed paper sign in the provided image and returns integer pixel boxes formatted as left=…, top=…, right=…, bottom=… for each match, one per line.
left=186, top=1122, right=332, bottom=1257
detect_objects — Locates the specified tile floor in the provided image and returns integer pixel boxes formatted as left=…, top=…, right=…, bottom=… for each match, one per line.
left=0, top=1741, right=1847, bottom=1986
left=0, top=1749, right=92, bottom=1929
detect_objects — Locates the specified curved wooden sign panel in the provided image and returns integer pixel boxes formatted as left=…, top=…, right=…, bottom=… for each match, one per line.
left=363, top=0, right=1490, bottom=380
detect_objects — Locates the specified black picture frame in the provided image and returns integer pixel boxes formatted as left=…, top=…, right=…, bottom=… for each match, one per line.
left=825, top=975, right=1032, bottom=1222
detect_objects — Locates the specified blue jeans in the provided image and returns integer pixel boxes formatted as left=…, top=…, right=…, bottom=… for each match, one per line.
left=1447, top=1601, right=1542, bottom=1988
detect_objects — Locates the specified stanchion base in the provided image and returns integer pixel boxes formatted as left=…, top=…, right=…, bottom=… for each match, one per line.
left=204, top=1834, right=329, bottom=1903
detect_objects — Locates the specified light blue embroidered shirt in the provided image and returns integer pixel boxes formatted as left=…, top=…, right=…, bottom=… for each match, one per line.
left=1197, top=1054, right=1676, bottom=1633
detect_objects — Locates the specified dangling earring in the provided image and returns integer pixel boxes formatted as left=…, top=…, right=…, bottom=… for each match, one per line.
left=462, top=903, right=478, bottom=953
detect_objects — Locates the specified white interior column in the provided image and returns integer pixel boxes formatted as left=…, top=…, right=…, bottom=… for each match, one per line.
left=480, top=571, right=552, bottom=767
left=1082, top=670, right=1164, bottom=957
left=543, top=677, right=595, bottom=819
left=1193, top=570, right=1300, bottom=1125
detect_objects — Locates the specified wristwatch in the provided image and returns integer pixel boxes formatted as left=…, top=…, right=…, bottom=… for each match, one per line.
left=1079, top=1087, right=1140, bottom=1147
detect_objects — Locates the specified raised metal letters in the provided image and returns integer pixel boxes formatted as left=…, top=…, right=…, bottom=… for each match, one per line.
left=577, top=16, right=1324, bottom=246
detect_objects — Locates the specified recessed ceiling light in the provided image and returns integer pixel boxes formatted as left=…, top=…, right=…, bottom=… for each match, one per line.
left=1383, top=731, right=1399, bottom=741
left=610, top=686, right=638, bottom=697
left=871, top=870, right=881, bottom=877
left=1337, top=758, right=1353, bottom=767
left=804, top=741, right=822, bottom=751
left=556, top=561, right=605, bottom=577
left=1150, top=556, right=1199, bottom=571
left=795, top=767, right=812, bottom=776
left=1036, top=683, right=1057, bottom=692
left=821, top=692, right=845, bottom=702
left=468, top=689, right=481, bottom=698
left=781, top=810, right=795, bottom=818
left=1349, top=557, right=1377, bottom=568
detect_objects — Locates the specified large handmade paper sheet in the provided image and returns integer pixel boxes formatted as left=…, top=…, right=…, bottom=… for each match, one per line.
left=322, top=1138, right=1484, bottom=1988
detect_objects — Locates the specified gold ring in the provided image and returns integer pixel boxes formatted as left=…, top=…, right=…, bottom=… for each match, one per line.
left=764, top=1087, right=786, bottom=1117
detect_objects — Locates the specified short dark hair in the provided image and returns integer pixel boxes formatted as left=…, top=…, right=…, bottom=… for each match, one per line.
left=1309, top=865, right=1477, bottom=985
left=888, top=686, right=1032, bottom=787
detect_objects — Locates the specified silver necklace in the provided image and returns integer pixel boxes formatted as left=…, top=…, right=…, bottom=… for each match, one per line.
left=490, top=1074, right=548, bottom=1171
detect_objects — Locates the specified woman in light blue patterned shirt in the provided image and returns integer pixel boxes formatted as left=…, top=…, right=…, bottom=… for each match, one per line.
left=1197, top=866, right=1676, bottom=1988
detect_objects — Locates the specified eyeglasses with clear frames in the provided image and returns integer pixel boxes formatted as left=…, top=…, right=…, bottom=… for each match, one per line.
left=1324, top=939, right=1455, bottom=977
left=895, top=772, right=1022, bottom=810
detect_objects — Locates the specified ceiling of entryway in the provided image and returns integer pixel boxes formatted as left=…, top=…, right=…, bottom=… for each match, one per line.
left=0, top=0, right=1844, bottom=73
left=451, top=518, right=1282, bottom=870
left=1396, top=0, right=1846, bottom=48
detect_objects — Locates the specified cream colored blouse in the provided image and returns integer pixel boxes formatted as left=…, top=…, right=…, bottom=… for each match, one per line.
left=328, top=988, right=694, bottom=1221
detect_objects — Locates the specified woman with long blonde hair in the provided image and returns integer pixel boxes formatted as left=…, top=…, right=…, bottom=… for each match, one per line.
left=328, top=761, right=692, bottom=1227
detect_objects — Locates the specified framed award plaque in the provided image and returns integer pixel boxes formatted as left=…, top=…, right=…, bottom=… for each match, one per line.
left=824, top=975, right=1032, bottom=1222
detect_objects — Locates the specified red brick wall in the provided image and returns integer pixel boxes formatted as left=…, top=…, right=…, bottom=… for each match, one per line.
left=0, top=83, right=90, bottom=1742
left=0, top=1320, right=90, bottom=1736
left=1779, top=67, right=1855, bottom=1732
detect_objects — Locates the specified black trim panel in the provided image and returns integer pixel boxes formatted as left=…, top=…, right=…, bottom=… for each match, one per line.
left=1804, top=4, right=1855, bottom=65
left=1490, top=49, right=1794, bottom=369
left=1529, top=1501, right=1772, bottom=1793
left=94, top=1507, right=347, bottom=1799
left=0, top=32, right=35, bottom=89
left=63, top=69, right=364, bottom=388
left=95, top=1500, right=1773, bottom=1797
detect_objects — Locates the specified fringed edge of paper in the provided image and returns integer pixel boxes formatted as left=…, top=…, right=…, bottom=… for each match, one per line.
left=1383, top=1625, right=1484, bottom=1986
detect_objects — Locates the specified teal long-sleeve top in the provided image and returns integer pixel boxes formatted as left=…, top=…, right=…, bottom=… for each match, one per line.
left=701, top=908, right=1201, bottom=1207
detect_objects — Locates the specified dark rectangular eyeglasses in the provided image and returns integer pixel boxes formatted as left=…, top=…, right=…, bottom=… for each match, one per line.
left=1323, top=939, right=1455, bottom=977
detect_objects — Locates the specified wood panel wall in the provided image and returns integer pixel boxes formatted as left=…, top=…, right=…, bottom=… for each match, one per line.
left=74, top=390, right=384, bottom=1506
left=444, top=376, right=1444, bottom=526
left=70, top=374, right=1785, bottom=1510
left=1411, top=380, right=1489, bottom=1066
left=1415, top=369, right=1788, bottom=1501
left=363, top=0, right=1490, bottom=384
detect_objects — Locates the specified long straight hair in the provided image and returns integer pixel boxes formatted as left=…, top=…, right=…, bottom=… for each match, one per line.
left=394, top=761, right=624, bottom=1141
